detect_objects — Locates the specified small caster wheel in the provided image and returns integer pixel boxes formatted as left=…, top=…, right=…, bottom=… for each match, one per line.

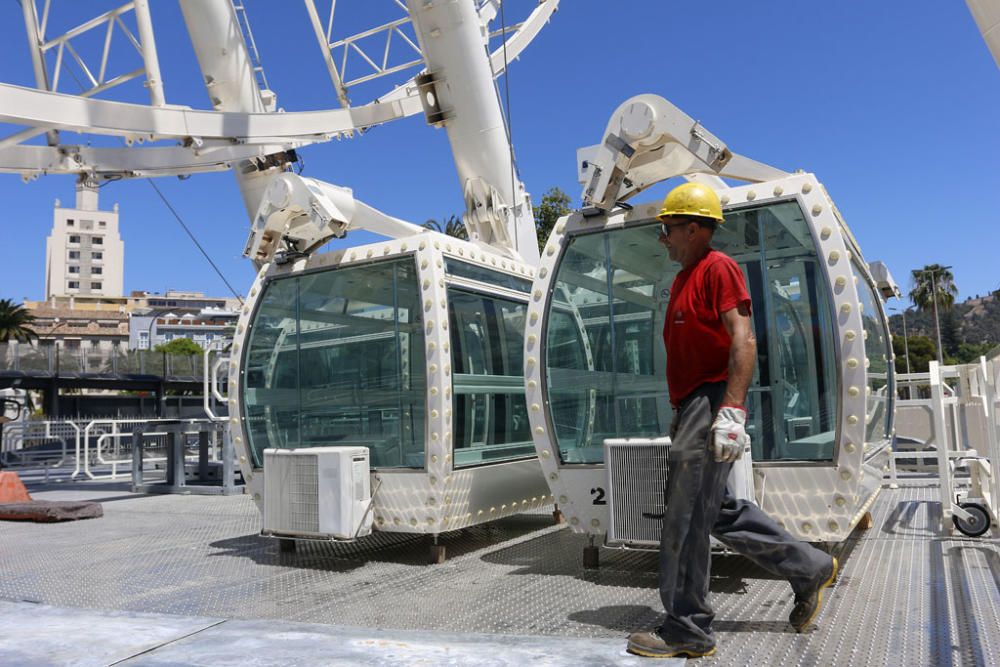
left=858, top=511, right=874, bottom=530
left=279, top=538, right=296, bottom=553
left=953, top=503, right=991, bottom=537
left=583, top=545, right=600, bottom=569
left=429, top=544, right=447, bottom=564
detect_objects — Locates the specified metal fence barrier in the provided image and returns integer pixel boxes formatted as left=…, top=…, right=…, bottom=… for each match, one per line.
left=0, top=420, right=79, bottom=481
left=0, top=341, right=203, bottom=378
left=131, top=419, right=242, bottom=495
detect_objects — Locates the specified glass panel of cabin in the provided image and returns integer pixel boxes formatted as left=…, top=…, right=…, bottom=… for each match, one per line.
left=722, top=202, right=838, bottom=461
left=547, top=232, right=613, bottom=463
left=242, top=277, right=299, bottom=466
left=546, top=227, right=674, bottom=464
left=242, top=258, right=426, bottom=468
left=449, top=283, right=535, bottom=467
left=605, top=226, right=672, bottom=440
left=853, top=262, right=893, bottom=442
left=545, top=300, right=593, bottom=455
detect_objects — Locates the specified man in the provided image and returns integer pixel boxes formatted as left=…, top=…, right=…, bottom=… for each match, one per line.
left=626, top=183, right=838, bottom=659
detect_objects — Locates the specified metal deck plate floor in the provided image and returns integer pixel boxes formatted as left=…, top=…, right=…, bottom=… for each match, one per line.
left=1, top=481, right=998, bottom=666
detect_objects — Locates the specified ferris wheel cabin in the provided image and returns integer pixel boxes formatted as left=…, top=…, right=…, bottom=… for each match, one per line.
left=228, top=234, right=552, bottom=543
left=524, top=173, right=896, bottom=546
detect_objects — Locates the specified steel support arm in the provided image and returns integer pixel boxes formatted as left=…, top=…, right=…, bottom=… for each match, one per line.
left=578, top=94, right=788, bottom=211
left=405, top=0, right=539, bottom=265
left=967, top=0, right=1000, bottom=69
left=245, top=173, right=426, bottom=267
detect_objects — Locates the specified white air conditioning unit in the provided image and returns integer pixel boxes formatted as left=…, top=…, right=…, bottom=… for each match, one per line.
left=604, top=437, right=671, bottom=547
left=604, top=437, right=756, bottom=549
left=262, top=447, right=373, bottom=540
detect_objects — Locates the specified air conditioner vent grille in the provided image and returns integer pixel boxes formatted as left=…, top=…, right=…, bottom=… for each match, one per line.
left=606, top=439, right=670, bottom=546
left=285, top=455, right=320, bottom=533
left=264, top=451, right=320, bottom=534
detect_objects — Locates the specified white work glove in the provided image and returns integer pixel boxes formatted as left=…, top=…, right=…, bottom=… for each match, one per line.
left=711, top=405, right=750, bottom=463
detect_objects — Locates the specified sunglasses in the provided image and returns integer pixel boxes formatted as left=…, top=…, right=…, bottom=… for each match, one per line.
left=659, top=221, right=690, bottom=237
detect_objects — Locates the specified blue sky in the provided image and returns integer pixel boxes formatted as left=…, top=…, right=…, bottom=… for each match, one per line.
left=1, top=1, right=998, bottom=305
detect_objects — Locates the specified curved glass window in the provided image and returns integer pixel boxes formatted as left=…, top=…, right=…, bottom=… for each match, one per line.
left=545, top=200, right=839, bottom=464
left=739, top=203, right=838, bottom=461
left=242, top=258, right=426, bottom=468
left=545, top=225, right=671, bottom=463
left=852, top=262, right=893, bottom=442
left=449, top=287, right=535, bottom=466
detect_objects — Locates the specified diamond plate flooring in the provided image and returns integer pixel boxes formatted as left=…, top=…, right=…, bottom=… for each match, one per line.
left=1, top=481, right=998, bottom=666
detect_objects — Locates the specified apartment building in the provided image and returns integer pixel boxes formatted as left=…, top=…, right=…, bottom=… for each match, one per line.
left=27, top=305, right=129, bottom=353
left=129, top=306, right=239, bottom=351
left=25, top=290, right=239, bottom=349
left=45, top=178, right=124, bottom=299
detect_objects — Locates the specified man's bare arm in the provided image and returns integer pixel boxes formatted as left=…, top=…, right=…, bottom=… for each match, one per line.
left=721, top=303, right=756, bottom=407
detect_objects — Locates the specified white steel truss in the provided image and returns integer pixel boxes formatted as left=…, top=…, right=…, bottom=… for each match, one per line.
left=20, top=1, right=164, bottom=105
left=1, top=0, right=558, bottom=180
left=8, top=1, right=165, bottom=157
left=303, top=0, right=558, bottom=107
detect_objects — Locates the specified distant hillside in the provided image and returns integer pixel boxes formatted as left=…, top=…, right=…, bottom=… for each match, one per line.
left=888, top=292, right=1000, bottom=347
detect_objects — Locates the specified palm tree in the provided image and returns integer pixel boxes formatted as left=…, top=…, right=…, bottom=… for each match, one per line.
left=0, top=299, right=38, bottom=343
left=909, top=264, right=958, bottom=364
left=909, top=264, right=957, bottom=312
left=423, top=215, right=468, bottom=240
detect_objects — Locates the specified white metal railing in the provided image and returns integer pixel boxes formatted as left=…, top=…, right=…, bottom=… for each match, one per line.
left=202, top=340, right=230, bottom=422
left=888, top=359, right=1000, bottom=535
left=233, top=1, right=270, bottom=94
left=1, top=419, right=79, bottom=480
left=95, top=431, right=149, bottom=479
left=0, top=416, right=222, bottom=482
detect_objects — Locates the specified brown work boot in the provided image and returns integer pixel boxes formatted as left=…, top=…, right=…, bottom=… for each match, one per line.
left=789, top=555, right=839, bottom=632
left=626, top=631, right=716, bottom=659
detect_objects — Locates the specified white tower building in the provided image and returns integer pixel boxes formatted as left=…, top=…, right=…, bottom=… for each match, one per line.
left=45, top=178, right=124, bottom=299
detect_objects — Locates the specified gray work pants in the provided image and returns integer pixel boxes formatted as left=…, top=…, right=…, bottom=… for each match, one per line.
left=657, top=381, right=830, bottom=645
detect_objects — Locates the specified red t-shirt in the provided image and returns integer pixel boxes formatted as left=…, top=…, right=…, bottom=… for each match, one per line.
left=663, top=249, right=751, bottom=407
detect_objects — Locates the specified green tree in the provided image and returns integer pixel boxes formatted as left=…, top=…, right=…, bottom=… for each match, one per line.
left=940, top=310, right=961, bottom=357
left=421, top=188, right=574, bottom=253
left=154, top=337, right=203, bottom=355
left=423, top=215, right=468, bottom=240
left=0, top=299, right=38, bottom=343
left=892, top=334, right=936, bottom=374
left=534, top=187, right=572, bottom=252
left=954, top=342, right=997, bottom=364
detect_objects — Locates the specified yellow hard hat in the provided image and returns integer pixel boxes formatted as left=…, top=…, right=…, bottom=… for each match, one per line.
left=657, top=182, right=724, bottom=223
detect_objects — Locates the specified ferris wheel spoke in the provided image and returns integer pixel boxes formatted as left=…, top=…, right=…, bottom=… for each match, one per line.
left=0, top=143, right=296, bottom=179
left=0, top=81, right=423, bottom=147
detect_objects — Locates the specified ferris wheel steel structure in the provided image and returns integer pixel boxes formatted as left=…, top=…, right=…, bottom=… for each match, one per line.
left=4, top=1, right=558, bottom=161
left=0, top=0, right=558, bottom=245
